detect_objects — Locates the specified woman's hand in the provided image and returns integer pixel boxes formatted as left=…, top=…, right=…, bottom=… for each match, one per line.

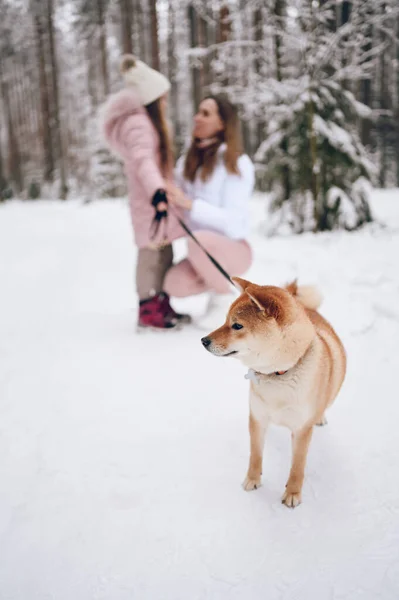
left=166, top=182, right=192, bottom=211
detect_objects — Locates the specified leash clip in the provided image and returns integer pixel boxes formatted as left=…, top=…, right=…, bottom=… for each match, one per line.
left=245, top=368, right=260, bottom=384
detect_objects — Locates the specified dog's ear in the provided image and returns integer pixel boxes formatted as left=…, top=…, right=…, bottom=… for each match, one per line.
left=285, top=279, right=298, bottom=296
left=231, top=277, right=252, bottom=293
left=246, top=287, right=282, bottom=320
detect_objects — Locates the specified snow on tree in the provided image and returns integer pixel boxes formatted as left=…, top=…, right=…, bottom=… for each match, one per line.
left=252, top=0, right=396, bottom=232
left=0, top=0, right=398, bottom=212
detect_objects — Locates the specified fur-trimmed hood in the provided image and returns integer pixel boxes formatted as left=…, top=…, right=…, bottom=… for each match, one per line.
left=99, top=87, right=145, bottom=147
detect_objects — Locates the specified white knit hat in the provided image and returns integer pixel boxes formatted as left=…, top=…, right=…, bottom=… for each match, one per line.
left=120, top=55, right=171, bottom=106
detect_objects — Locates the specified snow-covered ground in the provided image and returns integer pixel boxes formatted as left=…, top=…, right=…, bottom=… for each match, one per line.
left=1, top=190, right=398, bottom=600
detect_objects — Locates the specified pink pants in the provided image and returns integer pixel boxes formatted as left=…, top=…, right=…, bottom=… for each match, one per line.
left=164, top=230, right=252, bottom=298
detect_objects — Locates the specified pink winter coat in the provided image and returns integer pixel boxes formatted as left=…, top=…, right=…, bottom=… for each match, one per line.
left=100, top=88, right=184, bottom=248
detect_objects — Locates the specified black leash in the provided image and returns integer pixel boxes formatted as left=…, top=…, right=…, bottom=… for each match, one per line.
left=175, top=214, right=234, bottom=287
left=150, top=201, right=235, bottom=288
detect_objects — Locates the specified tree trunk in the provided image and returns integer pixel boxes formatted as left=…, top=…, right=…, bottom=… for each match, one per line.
left=120, top=0, right=133, bottom=54
left=131, top=0, right=140, bottom=56
left=12, top=61, right=27, bottom=140
left=253, top=6, right=264, bottom=150
left=188, top=4, right=201, bottom=110
left=218, top=4, right=231, bottom=43
left=359, top=4, right=372, bottom=147
left=97, top=0, right=109, bottom=98
left=141, top=0, right=152, bottom=64
left=86, top=35, right=98, bottom=111
left=307, top=100, right=319, bottom=230
left=34, top=10, right=54, bottom=182
left=274, top=0, right=291, bottom=201
left=0, top=75, right=23, bottom=194
left=360, top=78, right=372, bottom=146
left=167, top=0, right=181, bottom=149
left=198, top=11, right=210, bottom=92
left=396, top=15, right=399, bottom=187
left=237, top=0, right=251, bottom=156
left=379, top=8, right=388, bottom=189
left=149, top=0, right=160, bottom=71
left=0, top=133, right=6, bottom=200
left=0, top=97, right=9, bottom=199
left=218, top=3, right=231, bottom=88
left=46, top=0, right=68, bottom=199
left=341, top=1, right=351, bottom=26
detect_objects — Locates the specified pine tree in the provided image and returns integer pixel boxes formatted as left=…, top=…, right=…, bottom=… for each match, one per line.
left=255, top=0, right=379, bottom=232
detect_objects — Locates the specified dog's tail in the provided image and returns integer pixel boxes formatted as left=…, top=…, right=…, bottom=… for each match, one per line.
left=286, top=280, right=323, bottom=310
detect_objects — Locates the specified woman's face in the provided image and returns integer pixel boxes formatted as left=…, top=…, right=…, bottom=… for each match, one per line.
left=193, top=98, right=224, bottom=139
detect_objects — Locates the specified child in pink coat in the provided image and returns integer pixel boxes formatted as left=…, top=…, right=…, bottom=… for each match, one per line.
left=100, top=55, right=188, bottom=330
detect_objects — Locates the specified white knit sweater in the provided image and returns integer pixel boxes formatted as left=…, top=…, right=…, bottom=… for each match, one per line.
left=175, top=145, right=255, bottom=240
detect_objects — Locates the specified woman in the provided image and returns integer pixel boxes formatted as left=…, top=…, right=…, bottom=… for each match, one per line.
left=100, top=55, right=188, bottom=330
left=164, top=95, right=254, bottom=325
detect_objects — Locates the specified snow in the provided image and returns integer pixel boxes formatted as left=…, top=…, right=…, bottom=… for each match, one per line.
left=1, top=190, right=399, bottom=600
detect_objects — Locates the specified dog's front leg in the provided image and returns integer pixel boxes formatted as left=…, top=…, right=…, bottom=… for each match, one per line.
left=242, top=412, right=269, bottom=491
left=282, top=425, right=313, bottom=508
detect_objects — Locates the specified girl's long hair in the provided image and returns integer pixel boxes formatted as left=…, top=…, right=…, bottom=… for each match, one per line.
left=145, top=98, right=174, bottom=174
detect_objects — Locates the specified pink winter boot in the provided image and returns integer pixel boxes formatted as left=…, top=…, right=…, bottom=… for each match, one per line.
left=138, top=294, right=179, bottom=331
left=158, top=292, right=192, bottom=325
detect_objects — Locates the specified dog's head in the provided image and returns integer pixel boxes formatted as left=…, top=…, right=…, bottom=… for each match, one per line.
left=201, top=277, right=315, bottom=374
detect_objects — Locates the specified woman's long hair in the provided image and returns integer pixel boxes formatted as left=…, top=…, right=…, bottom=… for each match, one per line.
left=145, top=98, right=174, bottom=175
left=183, top=94, right=243, bottom=183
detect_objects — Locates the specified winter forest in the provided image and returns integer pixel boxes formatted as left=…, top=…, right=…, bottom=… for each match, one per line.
left=1, top=0, right=398, bottom=231
left=2, top=3, right=399, bottom=597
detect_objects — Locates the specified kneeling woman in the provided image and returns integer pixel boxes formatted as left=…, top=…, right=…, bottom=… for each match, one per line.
left=165, top=95, right=254, bottom=324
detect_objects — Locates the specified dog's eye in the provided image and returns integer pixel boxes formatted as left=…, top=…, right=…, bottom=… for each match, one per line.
left=232, top=323, right=243, bottom=330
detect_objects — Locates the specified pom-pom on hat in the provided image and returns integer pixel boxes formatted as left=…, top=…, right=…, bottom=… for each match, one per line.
left=120, top=54, right=171, bottom=106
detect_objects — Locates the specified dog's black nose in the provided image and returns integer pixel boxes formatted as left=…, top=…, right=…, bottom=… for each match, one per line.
left=201, top=336, right=211, bottom=348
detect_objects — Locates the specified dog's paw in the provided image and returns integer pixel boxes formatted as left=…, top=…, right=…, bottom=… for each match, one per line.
left=242, top=475, right=262, bottom=491
left=281, top=489, right=302, bottom=508
left=315, top=415, right=328, bottom=427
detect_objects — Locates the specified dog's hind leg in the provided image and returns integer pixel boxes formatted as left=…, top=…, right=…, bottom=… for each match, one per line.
left=242, top=412, right=269, bottom=491
left=282, top=425, right=314, bottom=508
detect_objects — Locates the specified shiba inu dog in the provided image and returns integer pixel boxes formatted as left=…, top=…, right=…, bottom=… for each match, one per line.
left=201, top=278, right=346, bottom=508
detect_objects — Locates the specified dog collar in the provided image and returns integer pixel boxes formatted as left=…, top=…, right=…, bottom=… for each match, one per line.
left=244, top=341, right=315, bottom=384
left=245, top=368, right=288, bottom=383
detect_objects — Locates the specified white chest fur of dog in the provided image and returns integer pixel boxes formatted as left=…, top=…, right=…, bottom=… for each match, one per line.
left=202, top=278, right=346, bottom=508
left=248, top=338, right=325, bottom=431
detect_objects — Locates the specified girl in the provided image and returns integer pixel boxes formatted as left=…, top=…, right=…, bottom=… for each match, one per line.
left=101, top=55, right=188, bottom=330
